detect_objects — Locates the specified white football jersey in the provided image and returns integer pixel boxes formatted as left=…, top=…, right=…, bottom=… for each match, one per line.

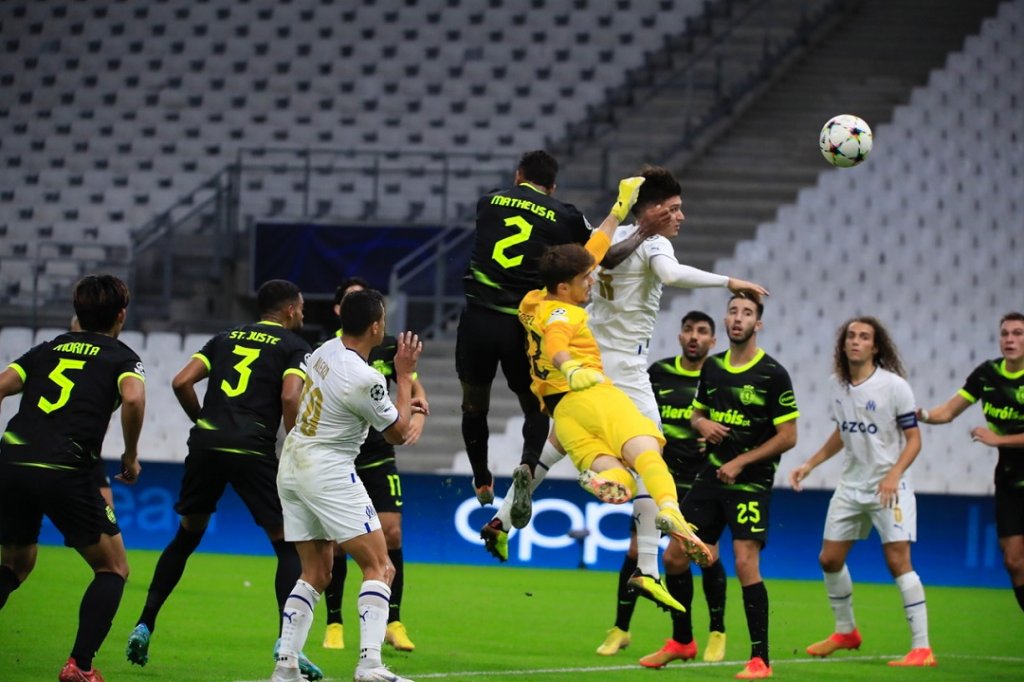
left=282, top=338, right=398, bottom=470
left=828, top=368, right=918, bottom=491
left=588, top=224, right=675, bottom=350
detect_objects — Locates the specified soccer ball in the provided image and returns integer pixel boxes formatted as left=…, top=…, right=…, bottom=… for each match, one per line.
left=819, top=115, right=873, bottom=168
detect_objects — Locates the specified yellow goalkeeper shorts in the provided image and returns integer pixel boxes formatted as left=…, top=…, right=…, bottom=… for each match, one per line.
left=553, top=382, right=665, bottom=471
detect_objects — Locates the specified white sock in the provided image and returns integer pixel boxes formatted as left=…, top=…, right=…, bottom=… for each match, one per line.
left=633, top=479, right=659, bottom=578
left=496, top=440, right=563, bottom=530
left=278, top=579, right=320, bottom=668
left=357, top=579, right=392, bottom=670
left=823, top=565, right=856, bottom=634
left=895, top=571, right=929, bottom=649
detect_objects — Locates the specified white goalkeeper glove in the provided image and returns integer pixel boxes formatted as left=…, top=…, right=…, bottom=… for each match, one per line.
left=610, top=176, right=645, bottom=222
left=561, top=359, right=605, bottom=391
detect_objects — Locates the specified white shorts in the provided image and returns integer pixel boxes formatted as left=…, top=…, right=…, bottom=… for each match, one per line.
left=278, top=462, right=382, bottom=543
left=601, top=350, right=660, bottom=425
left=823, top=481, right=916, bottom=544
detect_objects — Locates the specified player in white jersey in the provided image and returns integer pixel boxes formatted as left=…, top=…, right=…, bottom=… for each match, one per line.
left=789, top=317, right=935, bottom=668
left=272, top=289, right=425, bottom=682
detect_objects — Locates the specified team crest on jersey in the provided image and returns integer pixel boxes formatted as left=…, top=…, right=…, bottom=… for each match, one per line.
left=546, top=307, right=569, bottom=324
left=865, top=400, right=877, bottom=412
left=1016, top=386, right=1024, bottom=405
left=738, top=384, right=765, bottom=406
left=369, top=383, right=386, bottom=402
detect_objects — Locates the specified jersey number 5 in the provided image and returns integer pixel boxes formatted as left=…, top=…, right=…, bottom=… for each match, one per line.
left=491, top=216, right=533, bottom=269
left=221, top=345, right=261, bottom=397
left=38, top=358, right=86, bottom=413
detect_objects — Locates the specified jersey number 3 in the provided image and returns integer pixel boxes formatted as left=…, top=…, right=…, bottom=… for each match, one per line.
left=221, top=345, right=261, bottom=397
left=491, top=216, right=533, bottom=269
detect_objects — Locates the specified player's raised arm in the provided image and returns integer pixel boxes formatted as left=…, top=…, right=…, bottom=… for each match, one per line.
left=916, top=393, right=971, bottom=425
left=585, top=176, right=646, bottom=263
left=383, top=331, right=423, bottom=445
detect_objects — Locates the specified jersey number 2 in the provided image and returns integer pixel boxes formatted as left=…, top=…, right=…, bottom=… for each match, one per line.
left=38, top=358, right=86, bottom=413
left=491, top=216, right=533, bottom=269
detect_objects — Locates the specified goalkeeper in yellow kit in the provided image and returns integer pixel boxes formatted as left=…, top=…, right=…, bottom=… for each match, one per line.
left=518, top=177, right=712, bottom=566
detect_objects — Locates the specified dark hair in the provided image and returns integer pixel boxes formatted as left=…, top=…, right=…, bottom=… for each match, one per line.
left=1001, top=311, right=1024, bottom=326
left=729, top=291, right=764, bottom=319
left=334, top=276, right=371, bottom=306
left=834, top=316, right=906, bottom=386
left=538, top=244, right=594, bottom=291
left=517, top=150, right=558, bottom=189
left=340, top=289, right=385, bottom=336
left=73, top=274, right=130, bottom=332
left=256, top=279, right=302, bottom=315
left=681, top=310, right=715, bottom=336
left=633, top=165, right=682, bottom=215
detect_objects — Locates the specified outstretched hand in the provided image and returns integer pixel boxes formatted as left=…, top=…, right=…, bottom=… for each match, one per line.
left=611, top=176, right=645, bottom=221
left=393, top=331, right=422, bottom=376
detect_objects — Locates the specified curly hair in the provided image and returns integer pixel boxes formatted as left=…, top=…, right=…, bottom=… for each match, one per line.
left=834, top=316, right=906, bottom=385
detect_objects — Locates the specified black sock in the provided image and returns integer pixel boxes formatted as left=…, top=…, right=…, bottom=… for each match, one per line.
left=667, top=569, right=695, bottom=644
left=742, top=581, right=769, bottom=664
left=325, top=553, right=347, bottom=625
left=71, top=572, right=125, bottom=671
left=1015, top=584, right=1024, bottom=613
left=0, top=565, right=21, bottom=610
left=701, top=559, right=727, bottom=632
left=461, top=410, right=491, bottom=487
left=518, top=394, right=550, bottom=474
left=614, top=556, right=638, bottom=631
left=388, top=548, right=404, bottom=623
left=139, top=524, right=203, bottom=631
left=272, top=539, right=302, bottom=629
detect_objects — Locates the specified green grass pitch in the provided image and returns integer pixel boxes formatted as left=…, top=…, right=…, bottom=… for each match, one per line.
left=1, top=547, right=1021, bottom=681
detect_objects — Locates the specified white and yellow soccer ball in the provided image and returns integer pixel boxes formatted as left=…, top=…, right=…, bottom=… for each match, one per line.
left=819, top=115, right=873, bottom=168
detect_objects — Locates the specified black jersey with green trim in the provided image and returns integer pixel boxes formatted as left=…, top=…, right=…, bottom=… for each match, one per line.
left=648, top=355, right=704, bottom=484
left=462, top=183, right=590, bottom=315
left=960, top=358, right=1024, bottom=487
left=1, top=331, right=145, bottom=469
left=691, top=348, right=799, bottom=491
left=187, top=321, right=310, bottom=457
left=357, top=335, right=399, bottom=468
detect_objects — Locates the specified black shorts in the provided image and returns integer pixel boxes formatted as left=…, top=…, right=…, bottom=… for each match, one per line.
left=681, top=484, right=772, bottom=547
left=175, top=449, right=282, bottom=528
left=358, top=460, right=403, bottom=514
left=995, top=481, right=1024, bottom=538
left=0, top=464, right=120, bottom=548
left=92, top=458, right=111, bottom=489
left=455, top=304, right=533, bottom=394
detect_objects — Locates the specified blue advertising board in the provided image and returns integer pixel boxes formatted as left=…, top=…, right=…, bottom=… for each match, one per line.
left=47, top=463, right=1005, bottom=589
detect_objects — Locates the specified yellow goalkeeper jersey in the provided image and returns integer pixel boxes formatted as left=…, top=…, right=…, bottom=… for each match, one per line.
left=518, top=231, right=611, bottom=400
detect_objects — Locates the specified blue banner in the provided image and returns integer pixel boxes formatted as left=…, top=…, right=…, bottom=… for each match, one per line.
left=251, top=223, right=445, bottom=296
left=44, top=463, right=1005, bottom=588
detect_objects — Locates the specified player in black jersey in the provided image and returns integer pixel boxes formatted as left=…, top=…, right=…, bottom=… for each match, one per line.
left=0, top=275, right=145, bottom=682
left=72, top=313, right=117, bottom=512
left=918, top=311, right=1024, bottom=612
left=125, top=280, right=323, bottom=680
left=321, top=278, right=427, bottom=653
left=457, top=150, right=592, bottom=507
left=600, top=311, right=729, bottom=667
left=685, top=293, right=798, bottom=680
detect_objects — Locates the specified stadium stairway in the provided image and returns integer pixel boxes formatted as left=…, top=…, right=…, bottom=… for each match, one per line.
left=559, top=0, right=1001, bottom=274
